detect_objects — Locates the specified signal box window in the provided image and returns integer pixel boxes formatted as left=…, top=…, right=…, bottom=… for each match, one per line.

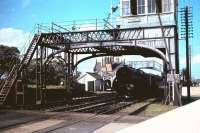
left=137, top=0, right=145, bottom=14
left=148, top=0, right=156, bottom=13
left=163, top=0, right=172, bottom=12
left=122, top=1, right=131, bottom=16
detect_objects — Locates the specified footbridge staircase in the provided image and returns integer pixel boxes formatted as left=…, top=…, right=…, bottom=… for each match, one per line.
left=0, top=35, right=41, bottom=105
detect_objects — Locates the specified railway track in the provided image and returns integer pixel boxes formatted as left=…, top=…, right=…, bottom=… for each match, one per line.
left=71, top=92, right=117, bottom=105
left=1, top=97, right=158, bottom=133
left=40, top=98, right=157, bottom=133
left=129, top=98, right=158, bottom=115
left=46, top=93, right=158, bottom=116
left=45, top=92, right=118, bottom=112
left=98, top=102, right=133, bottom=114
left=45, top=95, right=136, bottom=115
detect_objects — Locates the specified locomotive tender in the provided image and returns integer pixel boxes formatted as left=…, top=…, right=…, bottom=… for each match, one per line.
left=112, top=66, right=164, bottom=99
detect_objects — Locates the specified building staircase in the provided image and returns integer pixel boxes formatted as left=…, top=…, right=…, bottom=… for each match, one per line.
left=0, top=34, right=41, bottom=105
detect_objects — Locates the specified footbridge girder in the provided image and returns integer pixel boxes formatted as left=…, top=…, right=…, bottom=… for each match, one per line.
left=42, top=43, right=168, bottom=66
left=70, top=45, right=167, bottom=61
left=38, top=25, right=175, bottom=49
left=41, top=43, right=168, bottom=75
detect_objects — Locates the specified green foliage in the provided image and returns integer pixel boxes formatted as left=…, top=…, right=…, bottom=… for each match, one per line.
left=0, top=45, right=20, bottom=74
left=27, top=60, right=65, bottom=85
left=46, top=64, right=64, bottom=85
left=181, top=68, right=186, bottom=81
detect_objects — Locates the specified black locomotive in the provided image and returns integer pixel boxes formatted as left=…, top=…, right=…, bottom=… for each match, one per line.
left=112, top=66, right=164, bottom=99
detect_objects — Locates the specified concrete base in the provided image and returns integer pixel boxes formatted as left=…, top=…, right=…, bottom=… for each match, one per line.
left=0, top=111, right=149, bottom=133
left=118, top=99, right=200, bottom=133
left=0, top=110, right=48, bottom=130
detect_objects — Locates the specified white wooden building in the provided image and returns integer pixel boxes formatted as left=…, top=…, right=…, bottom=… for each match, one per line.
left=77, top=72, right=103, bottom=92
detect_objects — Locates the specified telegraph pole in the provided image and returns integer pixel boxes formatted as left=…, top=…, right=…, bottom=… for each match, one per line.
left=181, top=6, right=193, bottom=100
left=185, top=6, right=190, bottom=99
left=189, top=45, right=192, bottom=84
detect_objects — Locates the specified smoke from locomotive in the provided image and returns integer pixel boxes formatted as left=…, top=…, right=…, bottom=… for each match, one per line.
left=112, top=66, right=164, bottom=99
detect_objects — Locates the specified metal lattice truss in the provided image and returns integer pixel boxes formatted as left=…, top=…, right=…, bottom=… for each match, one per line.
left=38, top=25, right=175, bottom=50
left=69, top=45, right=146, bottom=55
left=127, top=61, right=163, bottom=72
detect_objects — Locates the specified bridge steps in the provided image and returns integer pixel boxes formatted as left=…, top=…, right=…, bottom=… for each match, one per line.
left=0, top=35, right=41, bottom=105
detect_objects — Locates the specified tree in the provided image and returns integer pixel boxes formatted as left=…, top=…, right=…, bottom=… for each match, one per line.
left=27, top=59, right=65, bottom=85
left=181, top=68, right=186, bottom=80
left=0, top=45, right=20, bottom=75
left=181, top=68, right=187, bottom=86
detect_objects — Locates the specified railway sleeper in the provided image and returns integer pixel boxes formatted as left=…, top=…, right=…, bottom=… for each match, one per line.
left=72, top=100, right=118, bottom=113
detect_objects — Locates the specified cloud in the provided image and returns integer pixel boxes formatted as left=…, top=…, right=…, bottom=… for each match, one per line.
left=192, top=54, right=200, bottom=64
left=180, top=54, right=200, bottom=70
left=0, top=27, right=30, bottom=51
left=21, top=0, right=31, bottom=8
left=180, top=56, right=186, bottom=67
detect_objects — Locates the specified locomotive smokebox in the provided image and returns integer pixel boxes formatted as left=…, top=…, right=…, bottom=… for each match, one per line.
left=112, top=66, right=164, bottom=99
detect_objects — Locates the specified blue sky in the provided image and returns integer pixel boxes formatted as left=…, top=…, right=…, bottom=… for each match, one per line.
left=179, top=0, right=200, bottom=79
left=0, top=0, right=200, bottom=79
left=0, top=0, right=113, bottom=31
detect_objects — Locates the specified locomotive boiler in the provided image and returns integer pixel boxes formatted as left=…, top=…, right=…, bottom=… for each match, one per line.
left=112, top=66, right=164, bottom=99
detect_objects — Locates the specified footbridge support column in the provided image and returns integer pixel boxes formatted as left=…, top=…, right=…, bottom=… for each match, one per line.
left=166, top=71, right=182, bottom=106
left=64, top=52, right=74, bottom=94
left=36, top=46, right=47, bottom=105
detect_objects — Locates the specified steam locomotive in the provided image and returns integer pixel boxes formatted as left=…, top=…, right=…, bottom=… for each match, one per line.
left=112, top=66, right=164, bottom=99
